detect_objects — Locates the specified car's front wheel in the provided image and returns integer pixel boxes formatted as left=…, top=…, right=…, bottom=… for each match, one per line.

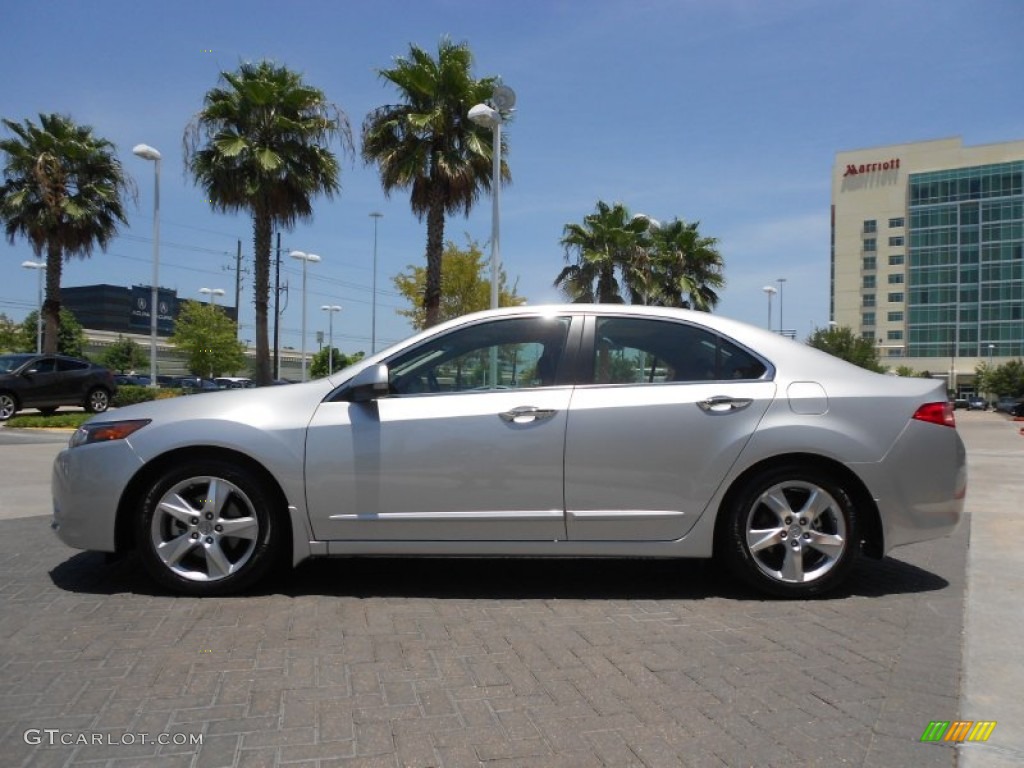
left=86, top=387, right=111, bottom=413
left=718, top=465, right=860, bottom=598
left=0, top=393, right=18, bottom=421
left=135, top=460, right=282, bottom=595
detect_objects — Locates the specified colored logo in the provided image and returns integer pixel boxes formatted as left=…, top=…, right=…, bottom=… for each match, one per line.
left=921, top=721, right=996, bottom=743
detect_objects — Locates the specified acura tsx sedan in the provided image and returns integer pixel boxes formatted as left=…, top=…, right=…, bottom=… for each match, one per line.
left=52, top=305, right=966, bottom=598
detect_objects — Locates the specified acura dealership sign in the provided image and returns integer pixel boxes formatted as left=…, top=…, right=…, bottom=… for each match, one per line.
left=129, top=285, right=176, bottom=335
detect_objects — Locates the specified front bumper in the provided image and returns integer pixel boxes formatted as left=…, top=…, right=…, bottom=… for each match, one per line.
left=51, top=440, right=144, bottom=552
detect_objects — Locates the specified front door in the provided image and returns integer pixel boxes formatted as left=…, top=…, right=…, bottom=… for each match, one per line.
left=304, top=314, right=577, bottom=541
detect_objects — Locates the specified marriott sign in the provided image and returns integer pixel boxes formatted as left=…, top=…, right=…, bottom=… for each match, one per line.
left=843, top=158, right=901, bottom=176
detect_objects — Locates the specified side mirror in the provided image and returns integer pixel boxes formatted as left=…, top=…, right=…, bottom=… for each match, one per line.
left=347, top=364, right=390, bottom=402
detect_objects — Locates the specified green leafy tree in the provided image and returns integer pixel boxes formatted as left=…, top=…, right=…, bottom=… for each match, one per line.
left=0, top=114, right=131, bottom=353
left=102, top=335, right=147, bottom=373
left=893, top=365, right=925, bottom=378
left=556, top=202, right=726, bottom=310
left=362, top=38, right=506, bottom=327
left=310, top=348, right=364, bottom=379
left=984, top=359, right=1024, bottom=397
left=393, top=237, right=524, bottom=330
left=169, top=300, right=246, bottom=378
left=0, top=313, right=20, bottom=352
left=807, top=325, right=884, bottom=373
left=185, top=61, right=351, bottom=386
left=19, top=308, right=85, bottom=356
left=641, top=218, right=725, bottom=310
left=555, top=201, right=647, bottom=303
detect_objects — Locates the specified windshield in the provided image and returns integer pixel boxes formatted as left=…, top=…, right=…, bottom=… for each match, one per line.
left=0, top=354, right=36, bottom=374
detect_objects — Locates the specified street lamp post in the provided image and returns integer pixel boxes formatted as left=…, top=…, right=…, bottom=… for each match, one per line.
left=469, top=86, right=514, bottom=389
left=762, top=285, right=777, bottom=330
left=289, top=250, right=321, bottom=381
left=468, top=87, right=515, bottom=310
left=370, top=212, right=383, bottom=354
left=199, top=287, right=225, bottom=305
left=133, top=143, right=161, bottom=388
left=468, top=103, right=505, bottom=311
left=21, top=260, right=45, bottom=353
left=777, top=277, right=787, bottom=335
left=321, top=304, right=342, bottom=374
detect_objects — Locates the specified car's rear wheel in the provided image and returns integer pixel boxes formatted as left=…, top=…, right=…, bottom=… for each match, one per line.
left=135, top=460, right=282, bottom=595
left=719, top=465, right=860, bottom=598
left=0, top=392, right=17, bottom=421
left=86, top=388, right=111, bottom=413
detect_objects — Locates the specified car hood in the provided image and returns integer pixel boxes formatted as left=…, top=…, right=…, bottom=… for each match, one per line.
left=94, top=377, right=337, bottom=425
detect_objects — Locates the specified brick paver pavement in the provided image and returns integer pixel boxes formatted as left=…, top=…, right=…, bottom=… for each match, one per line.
left=0, top=509, right=967, bottom=767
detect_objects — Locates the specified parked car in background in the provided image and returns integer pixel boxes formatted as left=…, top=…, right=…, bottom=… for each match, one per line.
left=113, top=373, right=150, bottom=386
left=952, top=396, right=969, bottom=410
left=0, top=353, right=116, bottom=420
left=995, top=396, right=1021, bottom=414
left=967, top=395, right=987, bottom=411
left=170, top=376, right=220, bottom=392
left=1013, top=401, right=1024, bottom=418
left=213, top=376, right=254, bottom=389
left=52, top=305, right=967, bottom=599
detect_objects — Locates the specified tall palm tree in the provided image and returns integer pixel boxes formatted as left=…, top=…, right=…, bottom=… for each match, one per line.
left=0, top=113, right=131, bottom=353
left=644, top=218, right=725, bottom=311
left=184, top=61, right=351, bottom=384
left=555, top=201, right=649, bottom=303
left=362, top=38, right=506, bottom=327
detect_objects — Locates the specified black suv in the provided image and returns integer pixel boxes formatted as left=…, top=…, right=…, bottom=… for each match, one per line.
left=0, top=353, right=117, bottom=420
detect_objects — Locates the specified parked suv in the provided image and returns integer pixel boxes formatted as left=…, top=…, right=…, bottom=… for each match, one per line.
left=0, top=353, right=117, bottom=420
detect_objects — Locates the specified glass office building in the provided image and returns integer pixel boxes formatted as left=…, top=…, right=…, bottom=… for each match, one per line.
left=832, top=138, right=1024, bottom=389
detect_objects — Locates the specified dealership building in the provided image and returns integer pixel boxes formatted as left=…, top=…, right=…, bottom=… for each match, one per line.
left=831, top=136, right=1024, bottom=393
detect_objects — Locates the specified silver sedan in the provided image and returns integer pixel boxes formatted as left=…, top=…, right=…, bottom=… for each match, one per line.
left=52, top=305, right=966, bottom=598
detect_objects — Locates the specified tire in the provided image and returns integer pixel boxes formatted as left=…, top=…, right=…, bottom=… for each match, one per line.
left=86, top=387, right=111, bottom=413
left=0, top=392, right=17, bottom=421
left=718, top=464, right=860, bottom=598
left=135, top=459, right=282, bottom=596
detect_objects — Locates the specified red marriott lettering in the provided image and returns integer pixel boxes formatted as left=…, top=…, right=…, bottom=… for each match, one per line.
left=844, top=158, right=900, bottom=176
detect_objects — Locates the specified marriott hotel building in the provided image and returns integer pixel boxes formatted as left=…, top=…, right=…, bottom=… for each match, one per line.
left=831, top=137, right=1024, bottom=390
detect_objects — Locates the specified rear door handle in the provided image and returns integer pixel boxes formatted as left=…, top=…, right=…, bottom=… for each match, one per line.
left=697, top=396, right=753, bottom=414
left=499, top=406, right=557, bottom=424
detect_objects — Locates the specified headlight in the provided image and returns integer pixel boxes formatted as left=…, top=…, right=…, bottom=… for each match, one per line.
left=69, top=419, right=151, bottom=448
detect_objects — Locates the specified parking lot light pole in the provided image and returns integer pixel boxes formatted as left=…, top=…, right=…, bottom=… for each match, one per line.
left=133, top=143, right=161, bottom=388
left=370, top=212, right=382, bottom=354
left=289, top=250, right=321, bottom=381
left=199, top=287, right=225, bottom=306
left=321, top=305, right=342, bottom=374
left=21, top=260, right=45, bottom=353
left=762, top=285, right=777, bottom=330
left=777, top=277, right=787, bottom=334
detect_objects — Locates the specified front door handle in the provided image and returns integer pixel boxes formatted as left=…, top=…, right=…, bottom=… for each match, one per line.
left=499, top=406, right=557, bottom=424
left=697, top=396, right=753, bottom=414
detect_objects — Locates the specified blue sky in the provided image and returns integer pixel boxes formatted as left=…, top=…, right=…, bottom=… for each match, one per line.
left=3, top=0, right=1022, bottom=354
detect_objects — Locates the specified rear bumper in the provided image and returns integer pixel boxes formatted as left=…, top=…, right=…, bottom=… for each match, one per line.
left=851, top=420, right=966, bottom=554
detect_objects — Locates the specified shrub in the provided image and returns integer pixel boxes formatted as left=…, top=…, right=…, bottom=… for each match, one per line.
left=112, top=385, right=158, bottom=407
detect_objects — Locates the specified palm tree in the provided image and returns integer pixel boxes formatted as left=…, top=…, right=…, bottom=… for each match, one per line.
left=184, top=61, right=351, bottom=385
left=362, top=38, right=506, bottom=327
left=555, top=201, right=649, bottom=303
left=0, top=114, right=131, bottom=353
left=643, top=218, right=725, bottom=311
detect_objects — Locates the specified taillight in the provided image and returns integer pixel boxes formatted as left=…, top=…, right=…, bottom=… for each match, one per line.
left=912, top=401, right=956, bottom=427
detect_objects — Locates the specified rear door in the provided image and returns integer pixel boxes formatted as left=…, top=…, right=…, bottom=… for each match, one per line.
left=564, top=315, right=776, bottom=541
